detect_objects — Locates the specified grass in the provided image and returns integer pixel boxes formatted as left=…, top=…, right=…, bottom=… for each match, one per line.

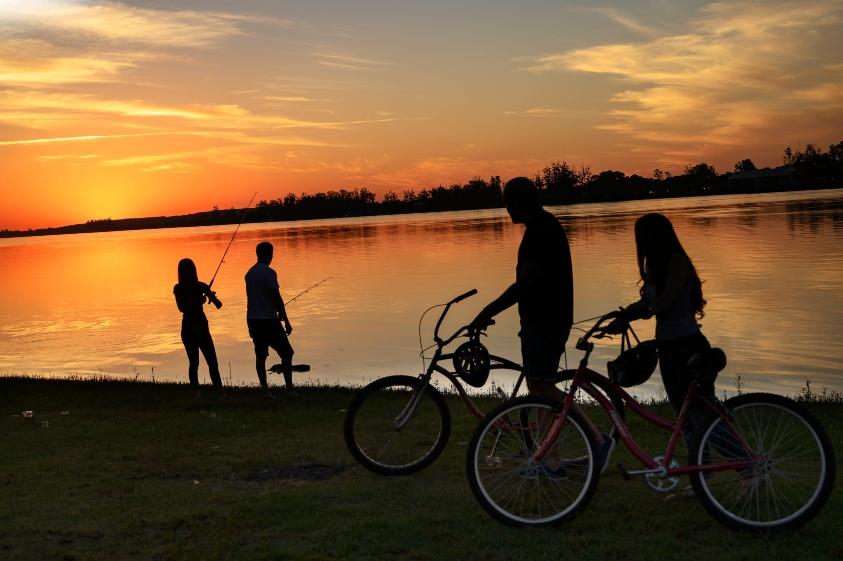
left=1, top=376, right=841, bottom=561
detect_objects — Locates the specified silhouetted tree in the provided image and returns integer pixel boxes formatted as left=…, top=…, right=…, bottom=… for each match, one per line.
left=734, top=159, right=757, bottom=172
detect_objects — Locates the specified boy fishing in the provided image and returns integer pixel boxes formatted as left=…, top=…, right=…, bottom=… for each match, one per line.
left=245, top=241, right=298, bottom=398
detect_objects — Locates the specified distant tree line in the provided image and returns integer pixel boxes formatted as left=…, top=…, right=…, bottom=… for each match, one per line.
left=3, top=140, right=840, bottom=238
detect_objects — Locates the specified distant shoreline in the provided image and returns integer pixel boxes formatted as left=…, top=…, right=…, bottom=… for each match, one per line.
left=3, top=183, right=841, bottom=240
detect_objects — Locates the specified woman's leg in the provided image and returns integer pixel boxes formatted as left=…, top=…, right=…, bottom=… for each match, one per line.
left=197, top=328, right=224, bottom=391
left=181, top=331, right=201, bottom=389
left=659, top=331, right=711, bottom=450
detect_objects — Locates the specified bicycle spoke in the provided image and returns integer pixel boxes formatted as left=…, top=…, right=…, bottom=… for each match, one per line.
left=694, top=396, right=833, bottom=530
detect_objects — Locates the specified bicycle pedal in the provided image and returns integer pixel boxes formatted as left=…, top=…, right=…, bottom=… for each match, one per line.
left=617, top=462, right=630, bottom=481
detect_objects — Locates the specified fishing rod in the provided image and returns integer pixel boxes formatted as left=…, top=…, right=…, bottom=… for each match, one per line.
left=285, top=276, right=332, bottom=306
left=208, top=191, right=257, bottom=289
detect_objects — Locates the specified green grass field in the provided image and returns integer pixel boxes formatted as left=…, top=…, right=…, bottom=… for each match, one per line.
left=1, top=377, right=841, bottom=561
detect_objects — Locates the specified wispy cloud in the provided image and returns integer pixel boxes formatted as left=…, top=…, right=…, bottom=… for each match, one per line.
left=262, top=96, right=329, bottom=103
left=524, top=1, right=843, bottom=164
left=0, top=131, right=178, bottom=146
left=4, top=1, right=242, bottom=48
left=504, top=107, right=560, bottom=117
left=312, top=52, right=393, bottom=71
left=588, top=7, right=659, bottom=37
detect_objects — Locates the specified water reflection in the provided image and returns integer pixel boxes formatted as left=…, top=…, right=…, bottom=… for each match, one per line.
left=0, top=189, right=841, bottom=398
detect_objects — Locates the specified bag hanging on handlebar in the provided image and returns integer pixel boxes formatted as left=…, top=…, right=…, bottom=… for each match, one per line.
left=607, top=326, right=658, bottom=387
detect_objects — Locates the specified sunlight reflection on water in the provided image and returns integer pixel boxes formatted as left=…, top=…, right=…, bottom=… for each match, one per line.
left=1, top=189, right=842, bottom=398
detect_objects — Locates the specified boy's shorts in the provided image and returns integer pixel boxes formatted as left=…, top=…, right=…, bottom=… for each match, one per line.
left=519, top=323, right=570, bottom=382
left=247, top=318, right=294, bottom=359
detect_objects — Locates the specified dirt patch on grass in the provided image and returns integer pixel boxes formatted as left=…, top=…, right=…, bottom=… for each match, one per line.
left=239, top=463, right=349, bottom=482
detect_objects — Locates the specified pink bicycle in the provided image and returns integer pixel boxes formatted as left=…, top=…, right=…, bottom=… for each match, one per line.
left=466, top=313, right=835, bottom=531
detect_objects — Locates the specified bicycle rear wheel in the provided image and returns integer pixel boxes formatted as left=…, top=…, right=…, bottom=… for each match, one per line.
left=344, top=375, right=451, bottom=476
left=690, top=393, right=835, bottom=531
left=466, top=396, right=599, bottom=526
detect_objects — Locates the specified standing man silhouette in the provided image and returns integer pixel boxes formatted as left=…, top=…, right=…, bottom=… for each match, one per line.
left=470, top=177, right=614, bottom=471
left=245, top=241, right=297, bottom=398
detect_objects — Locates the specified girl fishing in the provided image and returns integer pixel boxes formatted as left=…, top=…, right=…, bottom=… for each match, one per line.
left=174, top=258, right=227, bottom=399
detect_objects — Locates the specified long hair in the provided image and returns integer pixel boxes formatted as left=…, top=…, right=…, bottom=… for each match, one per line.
left=634, top=213, right=706, bottom=318
left=177, top=258, right=199, bottom=285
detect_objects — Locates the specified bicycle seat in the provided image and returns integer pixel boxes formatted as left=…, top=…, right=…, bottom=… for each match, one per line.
left=687, top=348, right=727, bottom=375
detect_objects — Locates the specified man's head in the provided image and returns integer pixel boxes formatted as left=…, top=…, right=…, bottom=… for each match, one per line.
left=256, top=241, right=273, bottom=264
left=502, top=177, right=540, bottom=224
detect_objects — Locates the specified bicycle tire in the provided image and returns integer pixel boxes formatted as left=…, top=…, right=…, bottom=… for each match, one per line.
left=466, top=396, right=600, bottom=526
left=554, top=369, right=626, bottom=439
left=344, top=375, right=451, bottom=476
left=690, top=392, right=835, bottom=531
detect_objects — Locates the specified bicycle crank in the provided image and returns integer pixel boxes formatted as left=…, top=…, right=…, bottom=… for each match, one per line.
left=644, top=455, right=680, bottom=492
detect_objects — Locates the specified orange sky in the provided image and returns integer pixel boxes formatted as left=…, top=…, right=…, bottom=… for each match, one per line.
left=1, top=0, right=842, bottom=230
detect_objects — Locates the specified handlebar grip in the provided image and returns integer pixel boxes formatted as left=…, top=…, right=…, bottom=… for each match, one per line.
left=453, top=288, right=477, bottom=303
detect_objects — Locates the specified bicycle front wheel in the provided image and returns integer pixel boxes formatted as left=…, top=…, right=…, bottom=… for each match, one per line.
left=466, top=396, right=599, bottom=526
left=690, top=393, right=835, bottom=531
left=344, top=375, right=451, bottom=476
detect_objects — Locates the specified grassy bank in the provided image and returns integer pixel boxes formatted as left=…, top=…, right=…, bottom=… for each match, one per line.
left=1, top=377, right=841, bottom=561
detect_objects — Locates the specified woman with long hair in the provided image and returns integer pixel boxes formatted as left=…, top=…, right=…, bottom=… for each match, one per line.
left=607, top=212, right=712, bottom=447
left=173, top=258, right=227, bottom=399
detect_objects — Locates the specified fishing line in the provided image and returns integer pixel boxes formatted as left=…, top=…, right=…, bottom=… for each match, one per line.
left=208, top=191, right=257, bottom=289
left=285, top=276, right=332, bottom=306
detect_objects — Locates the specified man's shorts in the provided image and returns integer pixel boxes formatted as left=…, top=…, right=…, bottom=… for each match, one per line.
left=247, top=318, right=294, bottom=360
left=519, top=323, right=571, bottom=382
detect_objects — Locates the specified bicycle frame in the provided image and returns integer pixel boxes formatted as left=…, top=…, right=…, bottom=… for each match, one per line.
left=534, top=321, right=760, bottom=478
left=399, top=289, right=527, bottom=426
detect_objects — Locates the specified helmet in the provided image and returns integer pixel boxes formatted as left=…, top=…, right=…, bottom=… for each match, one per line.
left=607, top=329, right=658, bottom=387
left=453, top=338, right=490, bottom=387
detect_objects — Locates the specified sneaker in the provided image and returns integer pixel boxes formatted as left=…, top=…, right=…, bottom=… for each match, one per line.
left=520, top=462, right=568, bottom=480
left=596, top=433, right=616, bottom=474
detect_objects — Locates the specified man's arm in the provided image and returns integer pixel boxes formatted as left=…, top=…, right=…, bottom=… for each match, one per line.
left=271, top=287, right=293, bottom=334
left=470, top=282, right=517, bottom=330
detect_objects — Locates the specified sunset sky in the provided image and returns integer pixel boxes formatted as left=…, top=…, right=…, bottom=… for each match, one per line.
left=1, top=0, right=841, bottom=229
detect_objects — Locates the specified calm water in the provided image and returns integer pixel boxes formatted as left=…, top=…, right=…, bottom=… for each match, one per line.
left=1, top=189, right=842, bottom=398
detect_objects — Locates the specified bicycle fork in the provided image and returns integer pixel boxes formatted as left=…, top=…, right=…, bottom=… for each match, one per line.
left=392, top=376, right=431, bottom=431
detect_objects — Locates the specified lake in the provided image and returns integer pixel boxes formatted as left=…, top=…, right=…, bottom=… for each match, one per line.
left=1, top=189, right=842, bottom=398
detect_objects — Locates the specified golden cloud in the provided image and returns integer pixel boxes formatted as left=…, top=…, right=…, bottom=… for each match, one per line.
left=525, top=1, right=843, bottom=163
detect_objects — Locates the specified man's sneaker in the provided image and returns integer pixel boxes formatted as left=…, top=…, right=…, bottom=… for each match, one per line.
left=520, top=462, right=568, bottom=481
left=596, top=433, right=616, bottom=474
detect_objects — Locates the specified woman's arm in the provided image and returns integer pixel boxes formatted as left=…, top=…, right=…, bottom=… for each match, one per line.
left=200, top=282, right=222, bottom=309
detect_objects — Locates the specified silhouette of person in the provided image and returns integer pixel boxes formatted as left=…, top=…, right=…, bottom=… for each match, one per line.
left=173, top=258, right=226, bottom=399
left=245, top=241, right=296, bottom=398
left=470, top=177, right=614, bottom=470
left=605, top=213, right=713, bottom=449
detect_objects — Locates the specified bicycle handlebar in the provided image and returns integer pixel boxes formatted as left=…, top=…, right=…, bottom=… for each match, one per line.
left=432, top=288, right=483, bottom=346
left=452, top=288, right=477, bottom=304
left=575, top=310, right=623, bottom=351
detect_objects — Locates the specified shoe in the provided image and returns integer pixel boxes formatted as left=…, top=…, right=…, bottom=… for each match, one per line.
left=520, top=462, right=568, bottom=481
left=596, top=433, right=616, bottom=474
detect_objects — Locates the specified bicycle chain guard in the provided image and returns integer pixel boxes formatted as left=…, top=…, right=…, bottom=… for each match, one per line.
left=453, top=339, right=490, bottom=387
left=645, top=455, right=680, bottom=493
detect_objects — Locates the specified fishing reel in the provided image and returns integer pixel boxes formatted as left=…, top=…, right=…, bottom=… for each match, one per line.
left=206, top=290, right=222, bottom=309
left=453, top=334, right=491, bottom=387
